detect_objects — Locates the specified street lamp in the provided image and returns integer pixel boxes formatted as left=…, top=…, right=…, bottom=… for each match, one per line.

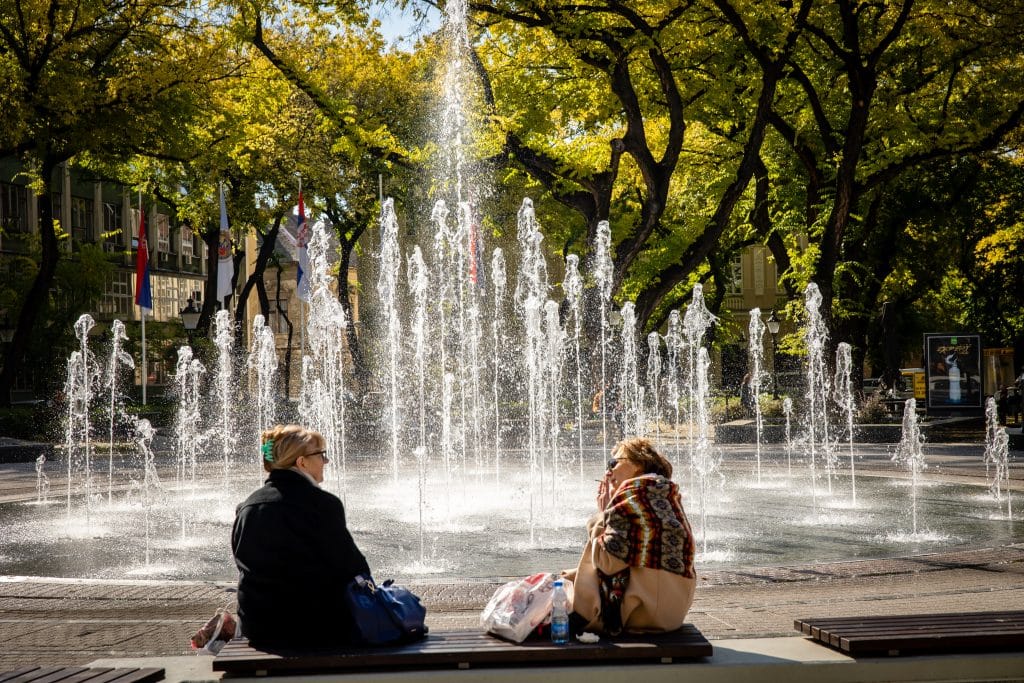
left=180, top=298, right=201, bottom=343
left=766, top=309, right=781, bottom=399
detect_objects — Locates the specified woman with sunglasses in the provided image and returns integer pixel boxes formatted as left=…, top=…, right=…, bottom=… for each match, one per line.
left=564, top=437, right=696, bottom=636
left=231, top=424, right=370, bottom=648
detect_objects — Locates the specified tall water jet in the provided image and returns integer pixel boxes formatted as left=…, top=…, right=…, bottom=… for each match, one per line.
left=378, top=198, right=403, bottom=483
left=618, top=302, right=640, bottom=437
left=892, top=399, right=926, bottom=535
left=544, top=299, right=565, bottom=505
left=647, top=332, right=662, bottom=440
left=212, top=310, right=237, bottom=489
left=65, top=314, right=98, bottom=519
left=983, top=399, right=1012, bottom=518
left=747, top=308, right=766, bottom=483
left=491, top=248, right=507, bottom=479
left=834, top=342, right=856, bottom=504
left=803, top=283, right=835, bottom=496
left=105, top=319, right=134, bottom=504
left=135, top=418, right=160, bottom=566
left=173, top=345, right=206, bottom=539
left=593, top=220, right=614, bottom=452
left=408, top=246, right=430, bottom=453
left=523, top=295, right=544, bottom=544
left=665, top=311, right=683, bottom=466
left=248, top=315, right=278, bottom=457
left=563, top=253, right=585, bottom=475
left=691, top=347, right=721, bottom=555
left=301, top=220, right=350, bottom=496
left=682, top=285, right=717, bottom=480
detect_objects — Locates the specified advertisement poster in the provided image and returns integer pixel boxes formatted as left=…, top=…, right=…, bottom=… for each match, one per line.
left=924, top=334, right=983, bottom=411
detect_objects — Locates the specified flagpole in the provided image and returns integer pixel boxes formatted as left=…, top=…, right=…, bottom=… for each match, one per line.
left=139, top=190, right=147, bottom=406
left=297, top=175, right=305, bottom=359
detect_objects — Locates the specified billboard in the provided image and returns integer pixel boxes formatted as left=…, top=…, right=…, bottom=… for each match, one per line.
left=924, top=333, right=984, bottom=412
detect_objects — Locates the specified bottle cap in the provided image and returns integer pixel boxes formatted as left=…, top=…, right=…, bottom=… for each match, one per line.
left=553, top=579, right=563, bottom=587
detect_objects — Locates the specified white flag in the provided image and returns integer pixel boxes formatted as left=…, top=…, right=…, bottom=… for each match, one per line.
left=216, top=183, right=234, bottom=304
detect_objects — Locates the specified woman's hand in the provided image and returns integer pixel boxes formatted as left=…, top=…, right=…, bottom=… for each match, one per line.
left=596, top=473, right=614, bottom=510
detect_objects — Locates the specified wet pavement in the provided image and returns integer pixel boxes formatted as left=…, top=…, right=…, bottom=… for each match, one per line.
left=0, top=440, right=1019, bottom=669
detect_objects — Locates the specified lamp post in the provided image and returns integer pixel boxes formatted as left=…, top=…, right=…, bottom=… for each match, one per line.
left=766, top=310, right=781, bottom=399
left=180, top=298, right=201, bottom=344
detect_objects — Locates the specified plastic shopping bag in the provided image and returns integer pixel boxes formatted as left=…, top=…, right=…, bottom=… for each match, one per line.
left=480, top=572, right=572, bottom=643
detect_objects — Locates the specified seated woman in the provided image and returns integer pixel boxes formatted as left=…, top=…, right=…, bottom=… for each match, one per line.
left=231, top=424, right=370, bottom=649
left=565, top=437, right=696, bottom=635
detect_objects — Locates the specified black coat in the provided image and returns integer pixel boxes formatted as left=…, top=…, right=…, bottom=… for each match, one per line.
left=231, top=468, right=370, bottom=648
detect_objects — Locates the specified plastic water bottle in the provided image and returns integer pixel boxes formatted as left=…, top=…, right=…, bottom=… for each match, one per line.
left=550, top=579, right=569, bottom=644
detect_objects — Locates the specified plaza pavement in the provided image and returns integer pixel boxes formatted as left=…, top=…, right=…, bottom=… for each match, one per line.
left=0, top=439, right=1020, bottom=678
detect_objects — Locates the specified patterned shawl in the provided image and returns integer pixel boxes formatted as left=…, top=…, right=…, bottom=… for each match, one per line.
left=599, top=474, right=695, bottom=577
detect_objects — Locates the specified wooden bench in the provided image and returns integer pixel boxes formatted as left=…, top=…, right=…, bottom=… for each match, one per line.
left=0, top=667, right=164, bottom=683
left=213, top=626, right=712, bottom=677
left=795, top=610, right=1024, bottom=656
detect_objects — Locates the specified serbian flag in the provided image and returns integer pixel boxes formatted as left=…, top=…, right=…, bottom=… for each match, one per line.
left=295, top=191, right=311, bottom=302
left=134, top=209, right=152, bottom=312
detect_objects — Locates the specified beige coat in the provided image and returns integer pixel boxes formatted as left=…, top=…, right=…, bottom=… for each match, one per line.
left=565, top=513, right=696, bottom=633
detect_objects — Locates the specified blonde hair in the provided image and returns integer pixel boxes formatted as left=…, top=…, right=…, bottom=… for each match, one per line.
left=260, top=424, right=325, bottom=473
left=615, top=438, right=672, bottom=479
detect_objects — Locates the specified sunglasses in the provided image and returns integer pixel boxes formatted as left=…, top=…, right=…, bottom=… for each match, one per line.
left=305, top=450, right=329, bottom=464
left=606, top=457, right=627, bottom=471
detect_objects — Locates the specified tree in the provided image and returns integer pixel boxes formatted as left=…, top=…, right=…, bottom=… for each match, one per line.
left=0, top=0, right=224, bottom=404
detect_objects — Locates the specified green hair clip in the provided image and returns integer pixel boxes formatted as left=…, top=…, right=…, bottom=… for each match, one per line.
left=261, top=439, right=274, bottom=463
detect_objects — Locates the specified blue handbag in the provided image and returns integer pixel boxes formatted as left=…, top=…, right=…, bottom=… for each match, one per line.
left=344, top=574, right=428, bottom=645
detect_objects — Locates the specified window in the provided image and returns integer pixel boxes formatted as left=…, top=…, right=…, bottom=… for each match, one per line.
left=0, top=183, right=28, bottom=232
left=103, top=202, right=122, bottom=247
left=153, top=274, right=183, bottom=321
left=180, top=224, right=194, bottom=259
left=70, top=196, right=93, bottom=242
left=156, top=213, right=171, bottom=253
left=725, top=253, right=743, bottom=295
left=99, top=271, right=133, bottom=317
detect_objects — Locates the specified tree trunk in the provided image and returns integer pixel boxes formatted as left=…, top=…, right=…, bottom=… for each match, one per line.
left=235, top=215, right=283, bottom=332
left=0, top=156, right=63, bottom=405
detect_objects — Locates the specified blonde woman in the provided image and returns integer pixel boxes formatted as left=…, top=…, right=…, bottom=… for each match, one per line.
left=565, top=438, right=696, bottom=635
left=231, top=424, right=369, bottom=648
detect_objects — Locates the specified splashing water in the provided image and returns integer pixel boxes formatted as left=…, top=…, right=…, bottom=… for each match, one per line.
left=563, top=253, right=585, bottom=475
left=212, top=310, right=237, bottom=490
left=593, top=220, right=614, bottom=453
left=65, top=314, right=98, bottom=521
left=892, top=399, right=926, bottom=535
left=834, top=342, right=856, bottom=504
left=983, top=397, right=1012, bottom=519
left=105, top=319, right=134, bottom=505
left=748, top=308, right=766, bottom=483
left=682, top=285, right=717, bottom=482
left=35, top=454, right=49, bottom=504
left=803, top=283, right=834, bottom=503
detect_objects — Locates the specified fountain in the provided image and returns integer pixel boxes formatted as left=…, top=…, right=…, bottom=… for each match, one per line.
left=835, top=342, right=856, bottom=504
left=0, top=0, right=1016, bottom=585
left=892, top=399, right=927, bottom=536
left=747, top=308, right=765, bottom=483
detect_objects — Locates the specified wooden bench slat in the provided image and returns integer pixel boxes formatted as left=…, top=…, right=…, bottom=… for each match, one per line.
left=95, top=667, right=164, bottom=683
left=798, top=611, right=1024, bottom=626
left=0, top=669, right=41, bottom=683
left=2, top=668, right=70, bottom=683
left=49, top=669, right=117, bottom=683
left=214, top=627, right=712, bottom=676
left=20, top=668, right=89, bottom=683
left=795, top=611, right=1024, bottom=656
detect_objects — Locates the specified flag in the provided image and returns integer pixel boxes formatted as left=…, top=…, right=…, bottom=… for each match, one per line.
left=134, top=208, right=152, bottom=313
left=295, top=190, right=311, bottom=302
left=216, top=183, right=234, bottom=304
